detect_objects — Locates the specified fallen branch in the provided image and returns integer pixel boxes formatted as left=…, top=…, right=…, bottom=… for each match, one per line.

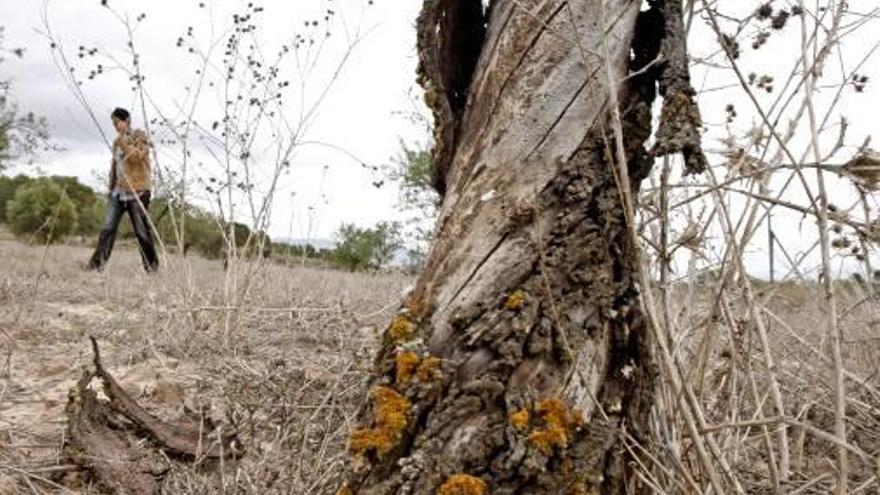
left=90, top=336, right=239, bottom=460
left=65, top=369, right=162, bottom=495
left=63, top=337, right=242, bottom=493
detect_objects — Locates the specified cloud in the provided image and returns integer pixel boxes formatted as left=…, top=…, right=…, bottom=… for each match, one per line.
left=2, top=0, right=425, bottom=238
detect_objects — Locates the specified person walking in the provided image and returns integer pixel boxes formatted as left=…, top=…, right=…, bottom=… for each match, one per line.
left=87, top=107, right=159, bottom=272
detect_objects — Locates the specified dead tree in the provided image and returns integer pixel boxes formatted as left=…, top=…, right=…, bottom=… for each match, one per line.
left=343, top=0, right=705, bottom=493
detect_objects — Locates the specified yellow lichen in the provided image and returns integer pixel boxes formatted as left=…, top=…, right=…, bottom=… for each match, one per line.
left=570, top=407, right=585, bottom=429
left=348, top=386, right=411, bottom=456
left=349, top=428, right=387, bottom=454
left=334, top=486, right=353, bottom=495
left=527, top=398, right=577, bottom=455
left=396, top=352, right=442, bottom=384
left=437, top=474, right=487, bottom=495
left=396, top=351, right=421, bottom=384
left=373, top=386, right=409, bottom=436
left=406, top=294, right=427, bottom=318
left=388, top=315, right=415, bottom=342
left=527, top=420, right=568, bottom=454
left=508, top=409, right=529, bottom=431
left=504, top=290, right=526, bottom=311
left=416, top=356, right=442, bottom=382
left=568, top=483, right=595, bottom=495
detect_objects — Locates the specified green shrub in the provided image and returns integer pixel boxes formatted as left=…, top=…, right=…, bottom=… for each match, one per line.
left=0, top=174, right=32, bottom=223
left=77, top=198, right=105, bottom=236
left=49, top=176, right=104, bottom=236
left=6, top=178, right=77, bottom=242
left=330, top=221, right=402, bottom=271
left=149, top=205, right=268, bottom=260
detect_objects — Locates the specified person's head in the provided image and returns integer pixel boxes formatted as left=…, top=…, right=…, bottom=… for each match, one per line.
left=111, top=107, right=131, bottom=134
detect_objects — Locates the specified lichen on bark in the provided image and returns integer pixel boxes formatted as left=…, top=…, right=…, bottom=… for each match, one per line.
left=342, top=0, right=710, bottom=493
left=349, top=386, right=412, bottom=457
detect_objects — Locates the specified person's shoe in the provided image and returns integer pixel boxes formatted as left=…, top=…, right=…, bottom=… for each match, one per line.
left=82, top=261, right=102, bottom=272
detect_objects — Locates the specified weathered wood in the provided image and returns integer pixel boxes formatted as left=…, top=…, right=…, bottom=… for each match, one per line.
left=65, top=338, right=241, bottom=493
left=91, top=337, right=239, bottom=460
left=343, top=0, right=704, bottom=493
left=65, top=370, right=162, bottom=495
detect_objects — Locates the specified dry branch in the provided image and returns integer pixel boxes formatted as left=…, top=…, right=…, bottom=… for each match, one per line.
left=64, top=337, right=241, bottom=493
left=90, top=337, right=240, bottom=461
left=65, top=370, right=162, bottom=495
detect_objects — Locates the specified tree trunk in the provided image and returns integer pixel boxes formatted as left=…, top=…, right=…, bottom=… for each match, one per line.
left=343, top=0, right=705, bottom=493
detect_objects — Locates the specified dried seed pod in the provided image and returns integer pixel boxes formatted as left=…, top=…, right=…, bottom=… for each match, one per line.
left=841, top=149, right=880, bottom=190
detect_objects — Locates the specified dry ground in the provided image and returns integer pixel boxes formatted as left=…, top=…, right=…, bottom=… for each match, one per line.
left=0, top=232, right=410, bottom=494
left=1, top=230, right=879, bottom=494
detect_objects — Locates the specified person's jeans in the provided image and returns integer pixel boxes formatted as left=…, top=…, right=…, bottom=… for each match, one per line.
left=87, top=191, right=159, bottom=272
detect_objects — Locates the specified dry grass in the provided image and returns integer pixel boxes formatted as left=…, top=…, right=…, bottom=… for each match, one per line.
left=649, top=277, right=880, bottom=493
left=1, top=230, right=878, bottom=494
left=0, top=233, right=410, bottom=494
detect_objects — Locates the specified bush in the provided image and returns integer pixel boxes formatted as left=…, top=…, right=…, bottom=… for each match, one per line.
left=77, top=198, right=106, bottom=236
left=0, top=174, right=33, bottom=223
left=0, top=173, right=272, bottom=258
left=6, top=178, right=78, bottom=242
left=49, top=176, right=104, bottom=236
left=150, top=205, right=270, bottom=260
left=330, top=221, right=402, bottom=272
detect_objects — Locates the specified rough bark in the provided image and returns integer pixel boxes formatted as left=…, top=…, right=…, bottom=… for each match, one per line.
left=66, top=370, right=163, bottom=495
left=64, top=338, right=240, bottom=493
left=343, top=0, right=704, bottom=493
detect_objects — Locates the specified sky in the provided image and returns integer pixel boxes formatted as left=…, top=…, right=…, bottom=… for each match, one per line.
left=0, top=0, right=425, bottom=243
left=1, top=0, right=880, bottom=280
left=683, top=2, right=880, bottom=280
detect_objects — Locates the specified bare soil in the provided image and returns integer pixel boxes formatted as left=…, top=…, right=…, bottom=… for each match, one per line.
left=0, top=235, right=410, bottom=494
left=1, top=232, right=878, bottom=494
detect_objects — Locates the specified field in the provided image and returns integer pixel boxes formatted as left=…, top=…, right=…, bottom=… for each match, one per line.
left=0, top=232, right=410, bottom=494
left=1, top=232, right=879, bottom=494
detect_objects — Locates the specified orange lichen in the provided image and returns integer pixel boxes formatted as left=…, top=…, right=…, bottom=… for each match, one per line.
left=570, top=407, right=585, bottom=429
left=349, top=386, right=410, bottom=456
left=527, top=398, right=577, bottom=455
left=406, top=295, right=427, bottom=318
left=396, top=351, right=421, bottom=384
left=416, top=356, right=442, bottom=382
left=349, top=428, right=386, bottom=454
left=334, top=486, right=353, bottom=495
left=568, top=484, right=590, bottom=495
left=527, top=420, right=568, bottom=454
left=388, top=315, right=415, bottom=342
left=509, top=409, right=529, bottom=431
left=504, top=290, right=526, bottom=311
left=437, top=474, right=487, bottom=495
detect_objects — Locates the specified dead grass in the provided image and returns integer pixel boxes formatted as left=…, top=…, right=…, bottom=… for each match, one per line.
left=0, top=234, right=878, bottom=494
left=655, top=278, right=880, bottom=493
left=0, top=236, right=409, bottom=494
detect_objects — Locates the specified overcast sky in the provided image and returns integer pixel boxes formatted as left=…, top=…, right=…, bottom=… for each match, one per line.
left=1, top=0, right=424, bottom=243
left=2, top=0, right=879, bottom=279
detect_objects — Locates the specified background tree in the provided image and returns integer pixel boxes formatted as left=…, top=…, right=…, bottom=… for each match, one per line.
left=0, top=26, right=50, bottom=171
left=0, top=173, right=31, bottom=223
left=380, top=90, right=440, bottom=269
left=48, top=175, right=103, bottom=236
left=331, top=221, right=403, bottom=272
left=6, top=177, right=77, bottom=242
left=385, top=140, right=438, bottom=269
left=0, top=174, right=101, bottom=237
